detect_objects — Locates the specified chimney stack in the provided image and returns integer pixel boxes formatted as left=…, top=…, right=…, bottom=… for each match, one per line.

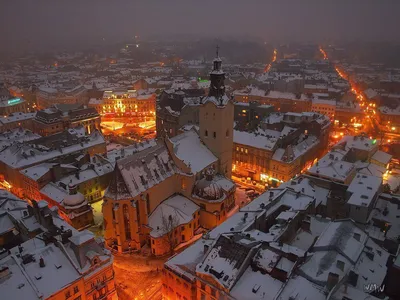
left=326, top=272, right=339, bottom=291
left=39, top=257, right=45, bottom=268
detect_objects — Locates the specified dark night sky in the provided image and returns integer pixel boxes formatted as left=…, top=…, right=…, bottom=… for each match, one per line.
left=0, top=0, right=399, bottom=52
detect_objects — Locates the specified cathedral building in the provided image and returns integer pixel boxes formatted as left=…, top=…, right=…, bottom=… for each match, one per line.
left=103, top=50, right=235, bottom=256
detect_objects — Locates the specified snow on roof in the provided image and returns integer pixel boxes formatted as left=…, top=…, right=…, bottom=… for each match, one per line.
left=307, top=150, right=355, bottom=182
left=276, top=275, right=326, bottom=300
left=170, top=129, right=217, bottom=173
left=208, top=211, right=259, bottom=239
left=298, top=219, right=389, bottom=290
left=2, top=238, right=81, bottom=299
left=234, top=130, right=279, bottom=150
left=363, top=88, right=378, bottom=100
left=165, top=238, right=214, bottom=281
left=289, top=215, right=330, bottom=251
left=367, top=195, right=400, bottom=241
left=108, top=142, right=176, bottom=199
left=253, top=248, right=280, bottom=273
left=279, top=177, right=330, bottom=207
left=0, top=255, right=40, bottom=300
left=311, top=98, right=336, bottom=106
left=68, top=229, right=94, bottom=246
left=313, top=220, right=367, bottom=263
left=339, top=135, right=379, bottom=152
left=356, top=162, right=386, bottom=178
left=347, top=173, right=381, bottom=207
left=0, top=130, right=105, bottom=169
left=371, top=150, right=392, bottom=165
left=0, top=112, right=36, bottom=124
left=148, top=194, right=199, bottom=238
left=106, top=139, right=156, bottom=163
left=40, top=182, right=68, bottom=204
left=230, top=266, right=283, bottom=300
left=379, top=105, right=400, bottom=115
left=263, top=112, right=283, bottom=124
left=196, top=234, right=259, bottom=290
left=21, top=163, right=55, bottom=181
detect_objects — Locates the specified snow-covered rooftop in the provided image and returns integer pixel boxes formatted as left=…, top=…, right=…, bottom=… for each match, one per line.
left=347, top=173, right=381, bottom=207
left=148, top=194, right=199, bottom=238
left=170, top=129, right=217, bottom=174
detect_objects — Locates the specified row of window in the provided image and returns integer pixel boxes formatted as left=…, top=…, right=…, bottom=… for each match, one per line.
left=204, top=129, right=230, bottom=138
left=64, top=285, right=80, bottom=299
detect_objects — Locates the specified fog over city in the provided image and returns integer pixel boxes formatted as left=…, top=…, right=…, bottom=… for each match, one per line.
left=1, top=0, right=400, bottom=53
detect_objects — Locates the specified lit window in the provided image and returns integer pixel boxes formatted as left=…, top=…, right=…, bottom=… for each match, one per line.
left=245, top=149, right=248, bottom=154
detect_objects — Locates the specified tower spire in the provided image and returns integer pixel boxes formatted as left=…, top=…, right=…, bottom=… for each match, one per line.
left=216, top=45, right=220, bottom=58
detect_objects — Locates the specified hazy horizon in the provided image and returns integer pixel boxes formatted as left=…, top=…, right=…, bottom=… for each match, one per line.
left=1, top=0, right=399, bottom=53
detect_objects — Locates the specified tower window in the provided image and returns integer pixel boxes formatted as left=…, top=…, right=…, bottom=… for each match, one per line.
left=213, top=132, right=216, bottom=138
left=205, top=130, right=208, bottom=137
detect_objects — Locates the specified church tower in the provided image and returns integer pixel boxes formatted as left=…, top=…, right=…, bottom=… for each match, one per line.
left=199, top=47, right=234, bottom=178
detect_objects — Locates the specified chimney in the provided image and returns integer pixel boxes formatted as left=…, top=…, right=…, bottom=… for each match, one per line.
left=326, top=272, right=339, bottom=291
left=18, top=245, right=23, bottom=254
left=39, top=257, right=45, bottom=268
left=204, top=244, right=209, bottom=253
left=0, top=266, right=10, bottom=279
left=68, top=183, right=78, bottom=195
left=301, top=220, right=311, bottom=232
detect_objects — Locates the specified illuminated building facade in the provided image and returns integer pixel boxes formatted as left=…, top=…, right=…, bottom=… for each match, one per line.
left=0, top=97, right=27, bottom=116
left=0, top=128, right=106, bottom=198
left=89, top=89, right=156, bottom=117
left=34, top=103, right=100, bottom=136
left=233, top=89, right=312, bottom=113
left=233, top=112, right=331, bottom=184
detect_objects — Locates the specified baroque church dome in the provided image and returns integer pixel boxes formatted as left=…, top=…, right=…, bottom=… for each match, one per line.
left=63, top=183, right=86, bottom=208
left=193, top=168, right=224, bottom=201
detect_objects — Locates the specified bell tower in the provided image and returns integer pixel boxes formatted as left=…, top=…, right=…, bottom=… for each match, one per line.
left=199, top=47, right=234, bottom=178
left=208, top=45, right=226, bottom=100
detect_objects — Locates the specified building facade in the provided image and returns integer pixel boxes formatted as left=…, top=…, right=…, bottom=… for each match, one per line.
left=89, top=89, right=156, bottom=117
left=233, top=112, right=331, bottom=184
left=34, top=104, right=101, bottom=136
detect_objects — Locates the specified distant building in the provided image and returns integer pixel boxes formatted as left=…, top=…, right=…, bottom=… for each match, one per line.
left=233, top=87, right=312, bottom=113
left=0, top=127, right=106, bottom=198
left=156, top=88, right=205, bottom=138
left=33, top=103, right=100, bottom=136
left=233, top=112, right=331, bottom=183
left=0, top=97, right=27, bottom=116
left=36, top=85, right=87, bottom=109
left=311, top=98, right=336, bottom=119
left=234, top=101, right=274, bottom=131
left=0, top=190, right=117, bottom=300
left=88, top=89, right=156, bottom=117
left=0, top=112, right=36, bottom=133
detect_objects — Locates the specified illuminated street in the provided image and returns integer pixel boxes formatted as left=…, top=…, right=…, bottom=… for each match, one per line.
left=264, top=49, right=277, bottom=72
left=113, top=254, right=165, bottom=300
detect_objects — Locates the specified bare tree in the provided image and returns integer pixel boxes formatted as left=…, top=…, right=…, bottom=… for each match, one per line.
left=161, top=212, right=180, bottom=255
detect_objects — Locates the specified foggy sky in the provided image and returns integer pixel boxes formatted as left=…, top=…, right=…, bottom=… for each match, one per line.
left=0, top=0, right=399, bottom=53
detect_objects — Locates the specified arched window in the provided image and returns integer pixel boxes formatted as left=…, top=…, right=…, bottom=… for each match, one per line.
left=226, top=129, right=229, bottom=137
left=205, top=130, right=208, bottom=137
left=123, top=204, right=131, bottom=240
